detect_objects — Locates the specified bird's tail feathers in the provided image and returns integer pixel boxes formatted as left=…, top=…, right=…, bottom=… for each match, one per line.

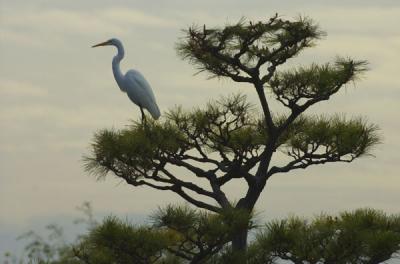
left=147, top=103, right=161, bottom=120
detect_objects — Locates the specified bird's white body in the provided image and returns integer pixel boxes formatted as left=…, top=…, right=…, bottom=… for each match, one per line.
left=124, top=70, right=160, bottom=119
left=94, top=38, right=160, bottom=120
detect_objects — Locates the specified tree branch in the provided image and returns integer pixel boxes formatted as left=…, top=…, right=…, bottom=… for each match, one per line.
left=255, top=82, right=276, bottom=133
left=267, top=153, right=355, bottom=177
left=160, top=168, right=215, bottom=198
left=166, top=157, right=214, bottom=180
left=216, top=165, right=255, bottom=187
left=172, top=186, right=221, bottom=213
left=180, top=154, right=219, bottom=167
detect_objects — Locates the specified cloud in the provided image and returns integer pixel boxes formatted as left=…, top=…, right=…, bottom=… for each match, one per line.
left=0, top=28, right=45, bottom=48
left=0, top=79, right=48, bottom=97
left=0, top=7, right=179, bottom=48
left=309, top=7, right=400, bottom=36
left=100, top=8, right=178, bottom=28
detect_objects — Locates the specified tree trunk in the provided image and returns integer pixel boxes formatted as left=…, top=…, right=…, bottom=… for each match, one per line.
left=229, top=154, right=273, bottom=262
left=231, top=226, right=248, bottom=262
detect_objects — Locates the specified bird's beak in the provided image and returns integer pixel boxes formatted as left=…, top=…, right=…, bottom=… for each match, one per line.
left=92, top=40, right=111, bottom=48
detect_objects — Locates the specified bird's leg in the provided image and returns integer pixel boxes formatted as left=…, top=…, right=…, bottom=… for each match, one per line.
left=140, top=106, right=147, bottom=125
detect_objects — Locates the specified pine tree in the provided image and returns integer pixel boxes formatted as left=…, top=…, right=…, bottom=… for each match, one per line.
left=10, top=207, right=400, bottom=263
left=85, top=14, right=380, bottom=258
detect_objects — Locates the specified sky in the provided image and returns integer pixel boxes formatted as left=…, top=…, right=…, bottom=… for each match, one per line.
left=1, top=0, right=399, bottom=259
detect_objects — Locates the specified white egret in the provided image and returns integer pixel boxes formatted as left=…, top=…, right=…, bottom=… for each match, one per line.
left=92, top=38, right=161, bottom=121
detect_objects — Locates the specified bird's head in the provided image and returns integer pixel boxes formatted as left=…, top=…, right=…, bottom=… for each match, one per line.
left=92, top=38, right=120, bottom=48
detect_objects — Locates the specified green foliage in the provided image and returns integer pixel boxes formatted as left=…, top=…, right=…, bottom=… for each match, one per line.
left=269, top=57, right=368, bottom=108
left=85, top=94, right=379, bottom=188
left=153, top=204, right=254, bottom=242
left=74, top=217, right=174, bottom=264
left=176, top=16, right=324, bottom=80
left=150, top=204, right=254, bottom=262
left=83, top=94, right=295, bottom=213
left=73, top=207, right=399, bottom=264
left=251, top=208, right=400, bottom=264
left=84, top=119, right=185, bottom=179
left=7, top=206, right=400, bottom=264
left=286, top=115, right=380, bottom=160
left=167, top=94, right=265, bottom=155
left=70, top=204, right=254, bottom=263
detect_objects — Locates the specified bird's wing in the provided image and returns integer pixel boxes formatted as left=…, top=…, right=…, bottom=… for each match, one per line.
left=125, top=69, right=160, bottom=119
left=126, top=69, right=157, bottom=103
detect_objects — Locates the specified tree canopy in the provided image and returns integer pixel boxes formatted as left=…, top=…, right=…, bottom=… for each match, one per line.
left=8, top=207, right=400, bottom=264
left=84, top=14, right=381, bottom=253
left=85, top=95, right=379, bottom=213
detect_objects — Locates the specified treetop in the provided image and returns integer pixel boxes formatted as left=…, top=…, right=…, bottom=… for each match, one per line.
left=177, top=15, right=325, bottom=82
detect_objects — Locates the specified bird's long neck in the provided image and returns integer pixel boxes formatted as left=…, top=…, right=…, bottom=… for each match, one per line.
left=112, top=41, right=125, bottom=88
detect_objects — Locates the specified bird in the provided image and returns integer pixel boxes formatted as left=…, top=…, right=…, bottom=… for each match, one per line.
left=92, top=38, right=161, bottom=122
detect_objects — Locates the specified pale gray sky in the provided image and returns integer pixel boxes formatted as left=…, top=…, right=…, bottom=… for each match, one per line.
left=1, top=0, right=399, bottom=258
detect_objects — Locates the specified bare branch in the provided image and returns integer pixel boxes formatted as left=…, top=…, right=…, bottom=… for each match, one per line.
left=166, top=157, right=214, bottom=180
left=267, top=154, right=354, bottom=177
left=172, top=186, right=221, bottom=213
left=160, top=168, right=215, bottom=198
